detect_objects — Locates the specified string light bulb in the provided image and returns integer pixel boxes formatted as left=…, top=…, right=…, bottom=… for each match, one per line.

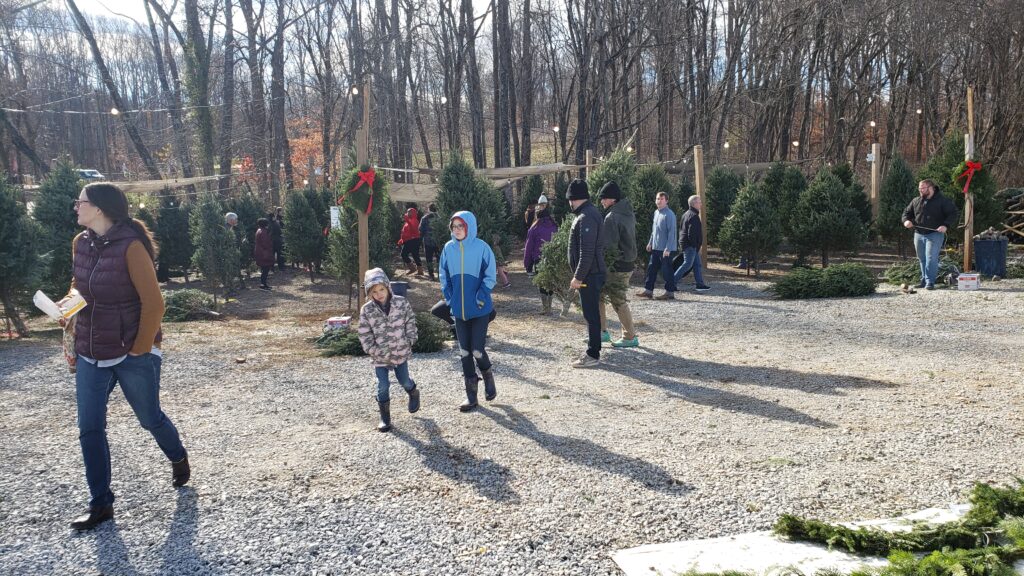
left=110, top=107, right=119, bottom=115
left=723, top=141, right=730, bottom=149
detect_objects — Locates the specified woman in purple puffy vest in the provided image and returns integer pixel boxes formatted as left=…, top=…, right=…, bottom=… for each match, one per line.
left=63, top=183, right=190, bottom=531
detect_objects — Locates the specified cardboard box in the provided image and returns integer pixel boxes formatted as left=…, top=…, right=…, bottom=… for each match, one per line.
left=324, top=315, right=352, bottom=330
left=957, top=273, right=980, bottom=291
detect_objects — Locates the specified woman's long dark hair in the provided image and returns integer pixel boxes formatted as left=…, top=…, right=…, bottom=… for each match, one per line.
left=83, top=183, right=159, bottom=261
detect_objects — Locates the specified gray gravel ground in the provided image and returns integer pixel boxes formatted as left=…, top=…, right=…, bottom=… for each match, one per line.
left=1, top=266, right=1023, bottom=575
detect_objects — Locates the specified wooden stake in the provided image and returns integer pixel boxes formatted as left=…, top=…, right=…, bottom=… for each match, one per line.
left=356, top=81, right=371, bottom=312
left=693, top=145, right=707, bottom=268
left=846, top=146, right=855, bottom=167
left=964, top=86, right=975, bottom=272
left=585, top=149, right=592, bottom=180
left=870, top=143, right=881, bottom=226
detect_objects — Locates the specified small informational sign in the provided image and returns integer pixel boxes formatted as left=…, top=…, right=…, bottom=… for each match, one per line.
left=330, top=206, right=341, bottom=229
left=866, top=153, right=875, bottom=162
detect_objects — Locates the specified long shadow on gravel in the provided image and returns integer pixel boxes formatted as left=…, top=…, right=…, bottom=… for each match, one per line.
left=625, top=349, right=894, bottom=396
left=392, top=419, right=519, bottom=503
left=160, top=487, right=218, bottom=574
left=599, top=358, right=836, bottom=429
left=91, top=522, right=140, bottom=576
left=478, top=405, right=692, bottom=495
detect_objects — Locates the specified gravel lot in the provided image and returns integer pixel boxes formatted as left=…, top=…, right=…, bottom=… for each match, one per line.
left=2, top=259, right=1023, bottom=575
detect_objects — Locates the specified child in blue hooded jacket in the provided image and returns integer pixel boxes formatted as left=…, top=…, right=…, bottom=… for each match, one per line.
left=438, top=211, right=497, bottom=411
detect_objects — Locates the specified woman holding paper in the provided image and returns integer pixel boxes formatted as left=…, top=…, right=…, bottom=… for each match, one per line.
left=64, top=182, right=190, bottom=531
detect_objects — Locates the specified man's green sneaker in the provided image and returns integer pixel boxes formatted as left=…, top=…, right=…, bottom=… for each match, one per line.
left=583, top=331, right=612, bottom=344
left=612, top=337, right=639, bottom=348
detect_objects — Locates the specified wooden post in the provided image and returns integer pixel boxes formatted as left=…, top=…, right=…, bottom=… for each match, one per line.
left=693, top=145, right=707, bottom=268
left=356, top=81, right=371, bottom=312
left=846, top=146, right=855, bottom=168
left=870, top=143, right=881, bottom=226
left=585, top=149, right=592, bottom=180
left=964, top=86, right=975, bottom=272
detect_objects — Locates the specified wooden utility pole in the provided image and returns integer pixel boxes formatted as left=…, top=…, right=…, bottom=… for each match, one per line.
left=870, top=143, right=881, bottom=226
left=964, top=86, right=975, bottom=272
left=356, top=82, right=370, bottom=312
left=693, top=145, right=707, bottom=268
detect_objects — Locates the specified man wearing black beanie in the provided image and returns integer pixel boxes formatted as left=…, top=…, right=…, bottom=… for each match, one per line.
left=566, top=179, right=607, bottom=368
left=598, top=181, right=639, bottom=347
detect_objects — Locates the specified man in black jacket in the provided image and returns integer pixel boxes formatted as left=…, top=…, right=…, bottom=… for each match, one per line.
left=673, top=195, right=711, bottom=291
left=566, top=179, right=606, bottom=368
left=901, top=179, right=958, bottom=289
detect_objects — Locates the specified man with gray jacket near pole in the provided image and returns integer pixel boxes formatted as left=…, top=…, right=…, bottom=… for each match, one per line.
left=598, top=181, right=639, bottom=348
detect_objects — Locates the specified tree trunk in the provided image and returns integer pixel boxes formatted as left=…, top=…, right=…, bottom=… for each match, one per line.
left=218, top=0, right=235, bottom=195
left=66, top=0, right=162, bottom=180
left=270, top=0, right=294, bottom=191
left=240, top=0, right=272, bottom=200
left=519, top=0, right=533, bottom=166
left=0, top=108, right=49, bottom=176
left=0, top=289, right=29, bottom=337
left=463, top=0, right=486, bottom=168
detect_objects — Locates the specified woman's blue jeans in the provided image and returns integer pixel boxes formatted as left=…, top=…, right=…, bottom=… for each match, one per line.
left=76, top=353, right=186, bottom=508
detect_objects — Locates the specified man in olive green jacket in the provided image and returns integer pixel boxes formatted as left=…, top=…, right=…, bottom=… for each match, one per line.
left=598, top=181, right=639, bottom=348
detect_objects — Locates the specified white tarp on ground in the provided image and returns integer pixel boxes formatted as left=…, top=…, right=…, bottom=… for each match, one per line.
left=612, top=504, right=1024, bottom=575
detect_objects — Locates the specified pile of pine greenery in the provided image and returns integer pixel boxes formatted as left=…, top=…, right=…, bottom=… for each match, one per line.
left=677, top=481, right=1024, bottom=576
left=770, top=263, right=876, bottom=299
left=162, top=289, right=218, bottom=322
left=315, top=312, right=451, bottom=357
left=883, top=257, right=961, bottom=285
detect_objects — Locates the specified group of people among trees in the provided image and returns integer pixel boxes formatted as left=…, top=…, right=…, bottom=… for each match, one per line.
left=53, top=164, right=960, bottom=531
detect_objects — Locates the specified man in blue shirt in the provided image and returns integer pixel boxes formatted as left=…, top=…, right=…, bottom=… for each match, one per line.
left=637, top=191, right=678, bottom=300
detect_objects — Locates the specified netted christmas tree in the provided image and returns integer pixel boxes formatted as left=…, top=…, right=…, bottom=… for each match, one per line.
left=704, top=166, right=744, bottom=245
left=878, top=155, right=918, bottom=257
left=790, top=169, right=868, bottom=267
left=718, top=182, right=784, bottom=276
left=31, top=161, right=82, bottom=295
left=283, top=191, right=323, bottom=281
left=435, top=155, right=509, bottom=254
left=156, top=192, right=194, bottom=282
left=587, top=148, right=637, bottom=203
left=190, top=193, right=239, bottom=300
left=1, top=177, right=48, bottom=335
left=759, top=161, right=807, bottom=240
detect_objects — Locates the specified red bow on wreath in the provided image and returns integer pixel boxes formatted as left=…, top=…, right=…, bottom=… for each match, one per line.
left=957, top=160, right=982, bottom=196
left=336, top=167, right=378, bottom=214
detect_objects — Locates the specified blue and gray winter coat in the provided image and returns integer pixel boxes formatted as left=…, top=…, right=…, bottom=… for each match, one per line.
left=439, top=211, right=496, bottom=321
